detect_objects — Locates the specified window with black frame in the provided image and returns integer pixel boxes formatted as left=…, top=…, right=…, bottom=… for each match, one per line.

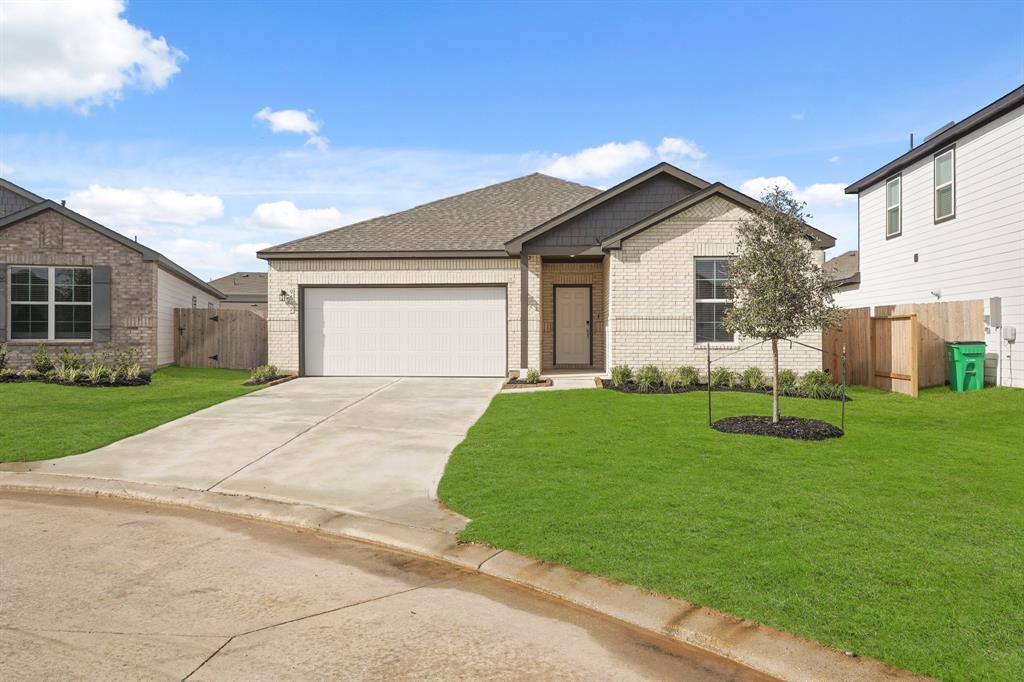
left=695, top=258, right=734, bottom=344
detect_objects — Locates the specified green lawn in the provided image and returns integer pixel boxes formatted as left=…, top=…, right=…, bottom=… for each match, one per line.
left=438, top=386, right=1024, bottom=681
left=0, top=367, right=261, bottom=462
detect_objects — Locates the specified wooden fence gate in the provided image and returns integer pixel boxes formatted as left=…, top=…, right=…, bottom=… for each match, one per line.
left=823, top=299, right=984, bottom=396
left=174, top=308, right=268, bottom=369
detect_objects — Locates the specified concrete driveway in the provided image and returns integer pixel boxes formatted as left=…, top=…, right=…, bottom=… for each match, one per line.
left=18, top=377, right=500, bottom=531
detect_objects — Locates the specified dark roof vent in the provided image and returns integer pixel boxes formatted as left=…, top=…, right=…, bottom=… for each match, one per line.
left=923, top=121, right=956, bottom=144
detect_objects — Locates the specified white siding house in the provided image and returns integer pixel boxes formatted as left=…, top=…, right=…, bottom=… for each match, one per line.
left=838, top=86, right=1024, bottom=387
left=156, top=267, right=221, bottom=366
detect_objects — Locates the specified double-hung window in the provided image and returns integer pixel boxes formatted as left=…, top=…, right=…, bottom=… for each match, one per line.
left=934, top=147, right=955, bottom=221
left=695, top=257, right=734, bottom=344
left=9, top=266, right=92, bottom=340
left=885, top=176, right=901, bottom=237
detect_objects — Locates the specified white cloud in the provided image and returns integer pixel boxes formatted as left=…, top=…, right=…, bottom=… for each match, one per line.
left=791, top=112, right=805, bottom=121
left=0, top=0, right=184, bottom=112
left=247, top=201, right=347, bottom=234
left=255, top=107, right=329, bottom=150
left=656, top=137, right=706, bottom=163
left=828, top=155, right=841, bottom=164
left=541, top=141, right=652, bottom=181
left=740, top=176, right=857, bottom=253
left=66, top=185, right=223, bottom=228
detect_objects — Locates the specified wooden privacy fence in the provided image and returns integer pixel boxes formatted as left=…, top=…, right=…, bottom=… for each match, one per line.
left=823, top=299, right=984, bottom=396
left=174, top=308, right=267, bottom=369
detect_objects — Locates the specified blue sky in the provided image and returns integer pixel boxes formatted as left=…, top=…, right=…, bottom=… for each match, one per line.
left=1, top=0, right=1022, bottom=279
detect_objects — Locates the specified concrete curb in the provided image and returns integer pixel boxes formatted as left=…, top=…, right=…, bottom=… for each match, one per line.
left=0, top=471, right=927, bottom=682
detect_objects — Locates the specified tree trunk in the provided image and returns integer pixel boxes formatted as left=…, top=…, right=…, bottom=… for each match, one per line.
left=771, top=337, right=780, bottom=423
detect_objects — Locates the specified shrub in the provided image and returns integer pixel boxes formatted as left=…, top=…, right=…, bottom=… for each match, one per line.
left=31, top=344, right=53, bottom=373
left=776, top=368, right=798, bottom=393
left=635, top=365, right=662, bottom=392
left=112, top=347, right=139, bottom=379
left=21, top=368, right=41, bottom=380
left=55, top=348, right=84, bottom=372
left=799, top=370, right=837, bottom=399
left=248, top=364, right=280, bottom=385
left=709, top=366, right=733, bottom=387
left=524, top=368, right=541, bottom=384
left=677, top=366, right=700, bottom=387
left=0, top=367, right=16, bottom=381
left=662, top=368, right=684, bottom=391
left=742, top=366, right=767, bottom=390
left=0, top=343, right=7, bottom=370
left=610, top=364, right=633, bottom=387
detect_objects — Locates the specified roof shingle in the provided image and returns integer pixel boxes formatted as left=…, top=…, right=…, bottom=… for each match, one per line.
left=259, top=173, right=600, bottom=256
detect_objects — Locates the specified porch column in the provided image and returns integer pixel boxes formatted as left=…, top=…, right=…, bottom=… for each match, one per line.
left=519, top=249, right=529, bottom=377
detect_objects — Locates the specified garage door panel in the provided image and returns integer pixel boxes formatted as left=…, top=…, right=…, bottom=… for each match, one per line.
left=304, top=287, right=506, bottom=377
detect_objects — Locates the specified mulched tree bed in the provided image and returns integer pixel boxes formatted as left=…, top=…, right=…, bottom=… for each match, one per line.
left=712, top=416, right=844, bottom=441
left=601, top=380, right=850, bottom=401
left=502, top=377, right=553, bottom=390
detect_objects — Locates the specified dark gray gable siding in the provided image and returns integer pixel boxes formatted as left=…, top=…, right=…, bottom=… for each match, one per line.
left=525, top=174, right=698, bottom=248
left=0, top=187, right=38, bottom=219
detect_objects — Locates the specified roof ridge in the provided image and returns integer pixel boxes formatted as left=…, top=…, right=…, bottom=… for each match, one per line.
left=262, top=172, right=601, bottom=253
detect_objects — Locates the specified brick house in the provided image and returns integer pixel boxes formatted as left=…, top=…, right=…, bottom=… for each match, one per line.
left=0, top=178, right=224, bottom=371
left=258, top=163, right=835, bottom=378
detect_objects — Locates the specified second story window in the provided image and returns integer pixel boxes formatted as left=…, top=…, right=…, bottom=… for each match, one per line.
left=934, top=147, right=955, bottom=222
left=885, top=176, right=901, bottom=238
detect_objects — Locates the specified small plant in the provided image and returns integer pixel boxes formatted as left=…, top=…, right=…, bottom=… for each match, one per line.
left=0, top=343, right=7, bottom=370
left=0, top=367, right=16, bottom=381
left=248, top=364, right=280, bottom=385
left=113, top=347, right=139, bottom=379
left=65, top=367, right=84, bottom=383
left=31, top=344, right=53, bottom=373
left=662, top=368, right=683, bottom=391
left=21, top=368, right=41, bottom=380
left=55, top=348, right=84, bottom=372
left=742, top=366, right=767, bottom=390
left=798, top=370, right=837, bottom=398
left=107, top=366, right=123, bottom=385
left=677, top=366, right=700, bottom=387
left=635, top=365, right=662, bottom=392
left=709, top=366, right=733, bottom=387
left=610, top=364, right=633, bottom=387
left=524, top=368, right=541, bottom=384
left=776, top=369, right=798, bottom=393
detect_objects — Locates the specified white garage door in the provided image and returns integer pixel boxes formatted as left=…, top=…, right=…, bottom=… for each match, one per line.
left=303, top=286, right=507, bottom=377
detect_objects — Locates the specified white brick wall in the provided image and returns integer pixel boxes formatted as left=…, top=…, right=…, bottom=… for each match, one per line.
left=266, top=257, right=541, bottom=374
left=608, top=195, right=824, bottom=375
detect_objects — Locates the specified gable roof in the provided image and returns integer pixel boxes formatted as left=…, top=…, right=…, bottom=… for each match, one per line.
left=258, top=173, right=601, bottom=259
left=0, top=178, right=45, bottom=204
left=0, top=198, right=224, bottom=299
left=845, top=85, right=1024, bottom=194
left=504, top=162, right=710, bottom=255
left=209, top=271, right=267, bottom=301
left=824, top=250, right=860, bottom=286
left=600, top=182, right=836, bottom=250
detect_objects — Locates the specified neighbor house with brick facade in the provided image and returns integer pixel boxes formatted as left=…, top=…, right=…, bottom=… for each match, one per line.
left=0, top=178, right=224, bottom=371
left=257, top=163, right=835, bottom=378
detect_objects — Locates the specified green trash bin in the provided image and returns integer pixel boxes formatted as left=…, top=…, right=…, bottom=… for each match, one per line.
left=946, top=341, right=986, bottom=392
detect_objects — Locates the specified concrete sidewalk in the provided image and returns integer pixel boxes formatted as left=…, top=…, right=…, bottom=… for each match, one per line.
left=5, top=376, right=500, bottom=532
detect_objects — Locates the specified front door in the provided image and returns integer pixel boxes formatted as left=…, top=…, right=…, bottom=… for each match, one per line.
left=554, top=286, right=591, bottom=365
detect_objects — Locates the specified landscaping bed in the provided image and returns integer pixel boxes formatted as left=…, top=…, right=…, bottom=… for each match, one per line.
left=439, top=386, right=1024, bottom=680
left=601, top=379, right=851, bottom=401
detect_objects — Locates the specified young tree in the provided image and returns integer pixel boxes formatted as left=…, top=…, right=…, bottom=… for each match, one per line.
left=723, top=187, right=841, bottom=423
